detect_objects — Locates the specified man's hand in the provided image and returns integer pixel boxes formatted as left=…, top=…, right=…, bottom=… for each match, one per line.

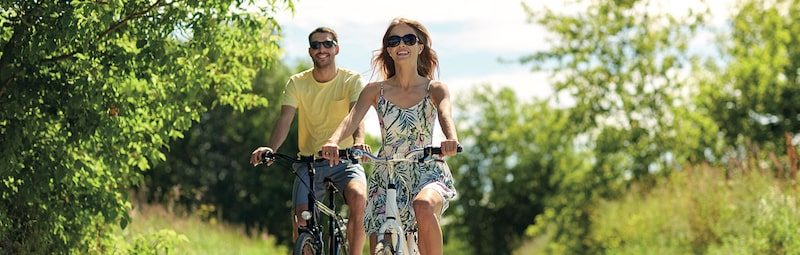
left=321, top=141, right=341, bottom=167
left=251, top=147, right=275, bottom=166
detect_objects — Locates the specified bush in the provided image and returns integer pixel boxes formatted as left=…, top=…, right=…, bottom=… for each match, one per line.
left=590, top=166, right=800, bottom=254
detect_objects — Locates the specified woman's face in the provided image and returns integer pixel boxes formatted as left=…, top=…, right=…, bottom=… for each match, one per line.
left=386, top=24, right=423, bottom=64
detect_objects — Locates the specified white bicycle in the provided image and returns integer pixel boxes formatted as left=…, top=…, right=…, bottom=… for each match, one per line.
left=349, top=146, right=461, bottom=255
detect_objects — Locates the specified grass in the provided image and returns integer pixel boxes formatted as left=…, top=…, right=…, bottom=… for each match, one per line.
left=118, top=204, right=288, bottom=254
left=514, top=165, right=800, bottom=254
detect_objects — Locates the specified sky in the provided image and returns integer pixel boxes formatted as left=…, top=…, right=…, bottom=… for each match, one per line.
left=269, top=0, right=736, bottom=140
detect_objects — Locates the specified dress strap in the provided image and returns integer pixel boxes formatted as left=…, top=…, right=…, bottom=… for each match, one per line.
left=426, top=80, right=433, bottom=93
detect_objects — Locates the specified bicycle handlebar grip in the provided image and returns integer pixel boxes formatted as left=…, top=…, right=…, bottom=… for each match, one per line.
left=429, top=145, right=463, bottom=155
left=261, top=151, right=275, bottom=164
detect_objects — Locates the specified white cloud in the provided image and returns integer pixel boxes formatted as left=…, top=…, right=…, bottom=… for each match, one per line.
left=274, top=0, right=548, bottom=55
left=447, top=69, right=553, bottom=101
left=264, top=0, right=737, bottom=140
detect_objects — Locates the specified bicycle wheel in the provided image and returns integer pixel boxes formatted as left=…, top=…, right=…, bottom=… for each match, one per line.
left=373, top=239, right=395, bottom=255
left=293, top=232, right=317, bottom=255
left=329, top=230, right=348, bottom=255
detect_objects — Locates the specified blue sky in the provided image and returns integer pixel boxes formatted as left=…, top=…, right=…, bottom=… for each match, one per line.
left=269, top=0, right=734, bottom=139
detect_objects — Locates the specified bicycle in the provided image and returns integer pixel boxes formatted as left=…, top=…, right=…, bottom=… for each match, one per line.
left=349, top=146, right=461, bottom=255
left=261, top=151, right=353, bottom=255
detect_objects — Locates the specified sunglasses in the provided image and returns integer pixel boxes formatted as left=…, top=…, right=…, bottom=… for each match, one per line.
left=386, top=34, right=419, bottom=47
left=310, top=40, right=336, bottom=50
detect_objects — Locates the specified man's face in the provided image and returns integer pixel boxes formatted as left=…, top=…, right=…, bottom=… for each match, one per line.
left=308, top=32, right=338, bottom=68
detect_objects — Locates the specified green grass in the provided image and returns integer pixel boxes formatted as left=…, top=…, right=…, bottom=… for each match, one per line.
left=118, top=204, right=288, bottom=254
left=514, top=166, right=800, bottom=254
left=591, top=166, right=800, bottom=254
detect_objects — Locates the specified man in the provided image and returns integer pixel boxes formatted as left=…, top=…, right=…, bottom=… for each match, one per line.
left=249, top=27, right=367, bottom=254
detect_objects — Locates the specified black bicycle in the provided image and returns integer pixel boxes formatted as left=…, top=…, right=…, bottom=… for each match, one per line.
left=261, top=151, right=350, bottom=255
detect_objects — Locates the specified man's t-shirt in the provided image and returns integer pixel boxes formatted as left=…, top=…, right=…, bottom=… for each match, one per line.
left=282, top=68, right=364, bottom=156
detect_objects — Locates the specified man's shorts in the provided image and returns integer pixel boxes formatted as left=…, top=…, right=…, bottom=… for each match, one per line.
left=291, top=159, right=367, bottom=207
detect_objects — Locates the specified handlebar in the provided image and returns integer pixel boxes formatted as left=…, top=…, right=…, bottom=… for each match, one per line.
left=350, top=145, right=462, bottom=164
left=260, top=150, right=356, bottom=166
left=260, top=152, right=300, bottom=165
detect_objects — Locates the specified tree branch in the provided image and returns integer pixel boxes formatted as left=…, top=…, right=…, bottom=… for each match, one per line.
left=0, top=7, right=39, bottom=87
left=97, top=0, right=167, bottom=39
left=42, top=0, right=172, bottom=63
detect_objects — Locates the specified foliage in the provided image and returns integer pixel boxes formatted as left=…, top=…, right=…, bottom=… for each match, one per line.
left=448, top=85, right=585, bottom=254
left=0, top=0, right=290, bottom=253
left=119, top=204, right=287, bottom=255
left=591, top=166, right=800, bottom=254
left=519, top=0, right=713, bottom=253
left=139, top=62, right=306, bottom=245
left=127, top=229, right=190, bottom=255
left=697, top=0, right=800, bottom=152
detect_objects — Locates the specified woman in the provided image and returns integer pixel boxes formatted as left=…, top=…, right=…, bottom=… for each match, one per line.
left=321, top=17, right=459, bottom=255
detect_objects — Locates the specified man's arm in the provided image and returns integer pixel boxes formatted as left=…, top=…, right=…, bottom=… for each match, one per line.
left=267, top=105, right=297, bottom=150
left=250, top=105, right=296, bottom=165
left=350, top=102, right=366, bottom=145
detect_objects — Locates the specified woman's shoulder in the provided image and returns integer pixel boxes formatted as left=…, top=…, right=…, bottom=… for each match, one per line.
left=428, top=79, right=449, bottom=91
left=360, top=81, right=385, bottom=95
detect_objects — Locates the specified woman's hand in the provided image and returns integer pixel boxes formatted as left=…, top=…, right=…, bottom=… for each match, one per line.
left=353, top=143, right=372, bottom=162
left=440, top=139, right=459, bottom=157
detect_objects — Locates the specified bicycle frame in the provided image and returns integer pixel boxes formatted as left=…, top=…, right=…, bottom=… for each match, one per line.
left=350, top=146, right=460, bottom=255
left=262, top=153, right=349, bottom=255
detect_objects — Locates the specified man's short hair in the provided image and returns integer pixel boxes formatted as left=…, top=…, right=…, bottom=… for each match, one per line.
left=308, top=27, right=338, bottom=43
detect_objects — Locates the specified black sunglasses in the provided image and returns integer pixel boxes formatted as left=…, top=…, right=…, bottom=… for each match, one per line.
left=310, top=40, right=336, bottom=49
left=386, top=34, right=419, bottom=47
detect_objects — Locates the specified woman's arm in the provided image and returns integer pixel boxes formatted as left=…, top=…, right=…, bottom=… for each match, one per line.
left=430, top=80, right=459, bottom=156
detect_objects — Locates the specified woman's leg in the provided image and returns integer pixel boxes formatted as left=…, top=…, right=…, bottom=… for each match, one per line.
left=412, top=187, right=444, bottom=255
left=369, top=234, right=378, bottom=255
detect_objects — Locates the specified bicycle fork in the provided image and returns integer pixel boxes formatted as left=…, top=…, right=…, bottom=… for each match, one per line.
left=377, top=179, right=418, bottom=254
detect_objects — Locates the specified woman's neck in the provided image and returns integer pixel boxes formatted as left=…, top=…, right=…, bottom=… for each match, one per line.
left=393, top=64, right=424, bottom=88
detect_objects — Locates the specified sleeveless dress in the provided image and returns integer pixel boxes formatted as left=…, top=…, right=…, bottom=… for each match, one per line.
left=364, top=81, right=458, bottom=234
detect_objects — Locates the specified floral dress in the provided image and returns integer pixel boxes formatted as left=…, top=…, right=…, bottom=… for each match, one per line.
left=364, top=81, right=458, bottom=234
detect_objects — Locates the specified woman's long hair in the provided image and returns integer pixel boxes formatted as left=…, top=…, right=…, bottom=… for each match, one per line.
left=372, top=17, right=439, bottom=80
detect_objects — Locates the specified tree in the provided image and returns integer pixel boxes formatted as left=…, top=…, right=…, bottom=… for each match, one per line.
left=0, top=0, right=290, bottom=253
left=447, top=86, right=585, bottom=254
left=520, top=0, right=713, bottom=252
left=141, top=62, right=306, bottom=245
left=697, top=0, right=800, bottom=169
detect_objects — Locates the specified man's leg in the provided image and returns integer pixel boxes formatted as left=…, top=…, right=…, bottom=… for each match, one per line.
left=344, top=179, right=367, bottom=255
left=291, top=163, right=312, bottom=242
left=293, top=203, right=309, bottom=239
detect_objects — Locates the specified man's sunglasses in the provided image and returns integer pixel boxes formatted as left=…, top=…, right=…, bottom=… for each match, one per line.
left=386, top=34, right=419, bottom=48
left=310, top=40, right=336, bottom=49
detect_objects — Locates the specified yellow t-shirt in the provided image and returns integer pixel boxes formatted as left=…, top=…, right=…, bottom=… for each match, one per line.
left=282, top=68, right=364, bottom=156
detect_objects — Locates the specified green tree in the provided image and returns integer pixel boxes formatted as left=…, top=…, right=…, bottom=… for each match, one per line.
left=141, top=62, right=306, bottom=245
left=698, top=0, right=800, bottom=161
left=520, top=0, right=715, bottom=253
left=0, top=0, right=290, bottom=253
left=448, top=86, right=585, bottom=254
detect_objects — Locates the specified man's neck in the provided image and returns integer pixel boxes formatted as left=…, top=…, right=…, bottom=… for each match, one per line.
left=312, top=65, right=337, bottom=83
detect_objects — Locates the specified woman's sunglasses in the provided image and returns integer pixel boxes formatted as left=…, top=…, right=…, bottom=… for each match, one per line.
left=310, top=40, right=336, bottom=50
left=386, top=34, right=419, bottom=48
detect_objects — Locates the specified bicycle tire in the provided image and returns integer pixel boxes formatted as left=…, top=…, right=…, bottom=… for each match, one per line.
left=293, top=232, right=317, bottom=255
left=330, top=229, right=348, bottom=255
left=373, top=239, right=395, bottom=255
